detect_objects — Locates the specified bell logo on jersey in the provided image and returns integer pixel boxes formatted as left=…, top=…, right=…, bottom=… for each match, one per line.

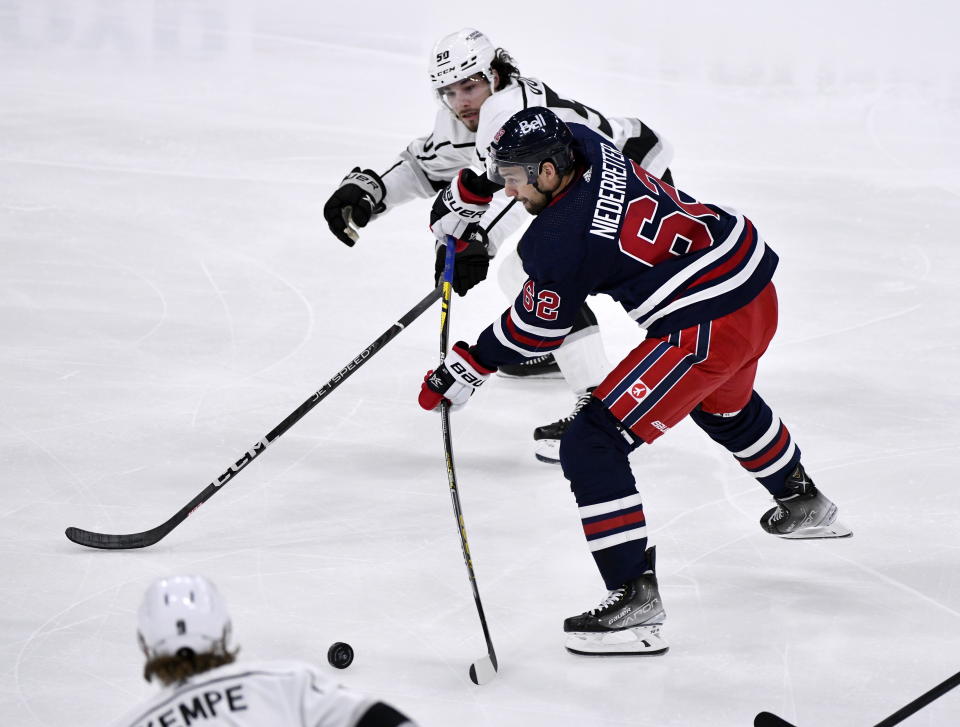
left=518, top=114, right=546, bottom=135
left=629, top=382, right=649, bottom=401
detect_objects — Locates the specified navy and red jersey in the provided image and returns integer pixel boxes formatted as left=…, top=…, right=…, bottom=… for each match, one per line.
left=472, top=123, right=779, bottom=369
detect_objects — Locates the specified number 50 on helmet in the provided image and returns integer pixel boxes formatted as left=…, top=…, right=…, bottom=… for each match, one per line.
left=428, top=28, right=497, bottom=94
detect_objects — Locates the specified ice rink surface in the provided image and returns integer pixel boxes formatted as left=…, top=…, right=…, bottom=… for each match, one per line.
left=2, top=1, right=959, bottom=725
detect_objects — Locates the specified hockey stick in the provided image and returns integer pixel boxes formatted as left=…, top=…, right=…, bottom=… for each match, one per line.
left=438, top=236, right=498, bottom=685
left=755, top=667, right=960, bottom=727
left=65, top=285, right=443, bottom=550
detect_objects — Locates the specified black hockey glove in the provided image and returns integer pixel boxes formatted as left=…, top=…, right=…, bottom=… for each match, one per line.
left=433, top=230, right=491, bottom=296
left=430, top=169, right=493, bottom=296
left=323, top=167, right=386, bottom=247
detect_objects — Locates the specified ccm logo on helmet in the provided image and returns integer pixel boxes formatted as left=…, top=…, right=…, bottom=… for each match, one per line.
left=518, top=114, right=547, bottom=135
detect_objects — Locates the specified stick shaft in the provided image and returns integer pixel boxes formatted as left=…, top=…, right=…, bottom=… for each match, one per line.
left=439, top=236, right=498, bottom=673
left=65, top=285, right=443, bottom=549
left=874, top=669, right=960, bottom=727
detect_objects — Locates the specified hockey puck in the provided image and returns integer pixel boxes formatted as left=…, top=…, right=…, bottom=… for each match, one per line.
left=327, top=642, right=354, bottom=669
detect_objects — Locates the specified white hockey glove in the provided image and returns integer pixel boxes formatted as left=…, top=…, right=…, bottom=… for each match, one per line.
left=418, top=342, right=495, bottom=411
left=429, top=169, right=492, bottom=244
left=323, top=167, right=386, bottom=246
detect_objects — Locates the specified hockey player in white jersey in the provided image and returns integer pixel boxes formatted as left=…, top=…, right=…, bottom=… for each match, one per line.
left=111, top=576, right=416, bottom=727
left=323, top=28, right=673, bottom=464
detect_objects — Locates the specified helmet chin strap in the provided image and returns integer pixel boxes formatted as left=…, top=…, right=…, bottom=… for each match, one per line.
left=532, top=169, right=562, bottom=204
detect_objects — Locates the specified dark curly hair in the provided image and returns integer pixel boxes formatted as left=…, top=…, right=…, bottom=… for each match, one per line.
left=491, top=48, right=520, bottom=91
left=144, top=646, right=239, bottom=686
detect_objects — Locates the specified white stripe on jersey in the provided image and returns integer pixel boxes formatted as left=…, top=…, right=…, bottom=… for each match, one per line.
left=578, top=493, right=643, bottom=519
left=510, top=301, right=573, bottom=338
left=734, top=417, right=782, bottom=458
left=627, top=214, right=746, bottom=326
left=493, top=318, right=544, bottom=356
left=638, top=229, right=768, bottom=330
left=752, top=441, right=798, bottom=479
left=587, top=527, right=648, bottom=552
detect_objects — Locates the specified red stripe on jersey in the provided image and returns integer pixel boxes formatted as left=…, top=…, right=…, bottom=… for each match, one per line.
left=688, top=220, right=755, bottom=289
left=504, top=313, right=564, bottom=351
left=637, top=348, right=687, bottom=390
left=740, top=425, right=790, bottom=470
left=582, top=509, right=646, bottom=536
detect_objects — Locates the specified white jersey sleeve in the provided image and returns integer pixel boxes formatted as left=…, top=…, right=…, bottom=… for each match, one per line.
left=376, top=108, right=477, bottom=213
left=473, top=76, right=674, bottom=255
left=110, top=660, right=377, bottom=727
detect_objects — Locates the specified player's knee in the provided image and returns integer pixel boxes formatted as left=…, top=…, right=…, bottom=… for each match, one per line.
left=691, top=391, right=763, bottom=437
left=559, top=399, right=635, bottom=491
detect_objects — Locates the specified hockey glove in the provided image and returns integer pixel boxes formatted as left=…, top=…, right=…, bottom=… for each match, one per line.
left=433, top=230, right=491, bottom=296
left=429, top=169, right=492, bottom=244
left=418, top=342, right=495, bottom=411
left=430, top=169, right=494, bottom=296
left=323, top=167, right=386, bottom=246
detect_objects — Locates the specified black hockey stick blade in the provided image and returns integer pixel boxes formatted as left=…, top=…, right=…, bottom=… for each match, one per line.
left=66, top=524, right=172, bottom=550
left=65, top=486, right=210, bottom=549
left=64, top=286, right=442, bottom=550
left=755, top=712, right=797, bottom=727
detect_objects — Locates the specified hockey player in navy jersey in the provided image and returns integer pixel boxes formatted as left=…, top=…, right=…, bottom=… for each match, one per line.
left=111, top=575, right=417, bottom=727
left=420, top=107, right=850, bottom=656
left=323, top=28, right=674, bottom=464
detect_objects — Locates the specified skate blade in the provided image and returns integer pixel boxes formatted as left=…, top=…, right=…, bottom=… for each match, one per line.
left=778, top=520, right=853, bottom=539
left=496, top=366, right=564, bottom=380
left=565, top=624, right=669, bottom=656
left=534, top=440, right=561, bottom=465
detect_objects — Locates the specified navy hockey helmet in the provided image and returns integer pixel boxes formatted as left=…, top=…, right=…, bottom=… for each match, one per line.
left=486, top=106, right=575, bottom=187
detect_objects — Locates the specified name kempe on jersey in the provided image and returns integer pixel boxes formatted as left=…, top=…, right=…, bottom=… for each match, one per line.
left=110, top=660, right=373, bottom=727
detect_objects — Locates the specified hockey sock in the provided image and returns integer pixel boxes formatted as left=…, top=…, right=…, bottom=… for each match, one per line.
left=561, top=400, right=649, bottom=589
left=690, top=391, right=801, bottom=497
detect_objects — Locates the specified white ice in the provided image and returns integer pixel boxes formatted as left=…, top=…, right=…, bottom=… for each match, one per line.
left=2, top=1, right=959, bottom=726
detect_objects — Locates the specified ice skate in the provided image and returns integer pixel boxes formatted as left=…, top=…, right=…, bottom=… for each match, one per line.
left=760, top=463, right=852, bottom=539
left=564, top=548, right=668, bottom=656
left=533, top=388, right=596, bottom=464
left=497, top=352, right=563, bottom=379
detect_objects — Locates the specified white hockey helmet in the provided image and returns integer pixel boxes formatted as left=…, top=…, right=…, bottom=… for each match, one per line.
left=137, top=575, right=232, bottom=659
left=429, top=28, right=497, bottom=92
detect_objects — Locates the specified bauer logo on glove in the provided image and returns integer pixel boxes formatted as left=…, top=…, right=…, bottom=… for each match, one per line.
left=418, top=342, right=495, bottom=411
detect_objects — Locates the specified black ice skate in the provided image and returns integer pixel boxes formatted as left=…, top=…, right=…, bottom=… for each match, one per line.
left=760, top=463, right=852, bottom=539
left=564, top=547, right=668, bottom=656
left=533, top=387, right=596, bottom=464
left=497, top=352, right=563, bottom=379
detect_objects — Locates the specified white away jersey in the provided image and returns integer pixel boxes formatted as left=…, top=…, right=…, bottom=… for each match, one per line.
left=377, top=76, right=673, bottom=255
left=110, top=660, right=374, bottom=727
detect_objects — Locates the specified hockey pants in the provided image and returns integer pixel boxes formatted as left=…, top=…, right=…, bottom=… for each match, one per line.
left=560, top=283, right=803, bottom=589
